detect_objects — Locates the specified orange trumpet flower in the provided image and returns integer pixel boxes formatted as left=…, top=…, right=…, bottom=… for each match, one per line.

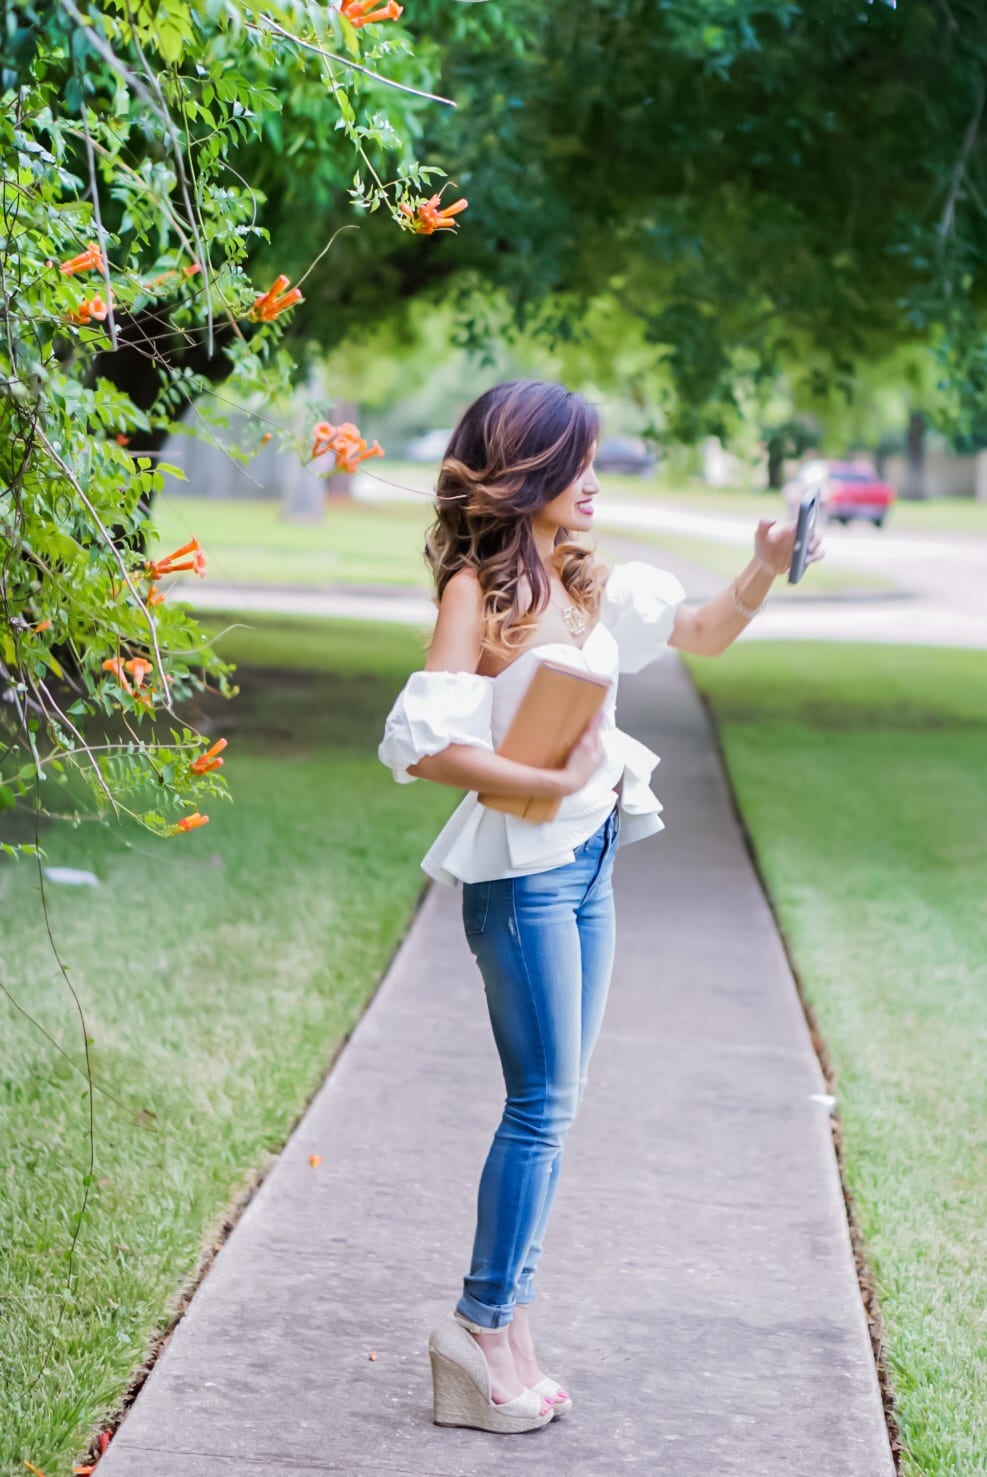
left=101, top=657, right=132, bottom=693
left=190, top=737, right=227, bottom=775
left=147, top=584, right=166, bottom=607
left=59, top=241, right=105, bottom=276
left=339, top=0, right=403, bottom=26
left=124, top=657, right=153, bottom=689
left=310, top=420, right=384, bottom=473
left=66, top=292, right=111, bottom=325
left=249, top=274, right=304, bottom=322
left=310, top=420, right=334, bottom=457
left=147, top=261, right=202, bottom=290
left=146, top=537, right=207, bottom=579
left=399, top=193, right=468, bottom=235
left=177, top=812, right=209, bottom=832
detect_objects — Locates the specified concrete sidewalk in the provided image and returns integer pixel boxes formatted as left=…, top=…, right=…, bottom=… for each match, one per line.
left=99, top=657, right=894, bottom=1477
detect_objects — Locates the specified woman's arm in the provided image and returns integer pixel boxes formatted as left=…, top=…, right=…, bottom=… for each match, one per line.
left=408, top=733, right=602, bottom=798
left=405, top=568, right=604, bottom=795
left=669, top=514, right=824, bottom=658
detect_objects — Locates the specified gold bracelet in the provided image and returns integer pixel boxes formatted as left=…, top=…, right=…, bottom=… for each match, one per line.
left=729, top=577, right=768, bottom=620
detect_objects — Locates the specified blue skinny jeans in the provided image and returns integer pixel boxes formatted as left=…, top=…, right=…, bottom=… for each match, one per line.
left=455, top=802, right=620, bottom=1329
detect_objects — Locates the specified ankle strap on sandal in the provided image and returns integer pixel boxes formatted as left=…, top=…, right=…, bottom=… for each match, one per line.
left=453, top=1308, right=510, bottom=1336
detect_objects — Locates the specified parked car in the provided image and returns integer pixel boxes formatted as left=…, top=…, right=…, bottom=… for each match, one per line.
left=783, top=458, right=896, bottom=528
left=594, top=436, right=657, bottom=476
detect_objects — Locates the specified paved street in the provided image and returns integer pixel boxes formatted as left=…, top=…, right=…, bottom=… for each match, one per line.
left=595, top=498, right=987, bottom=639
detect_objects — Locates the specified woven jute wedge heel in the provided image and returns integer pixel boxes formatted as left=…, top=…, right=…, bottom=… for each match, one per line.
left=428, top=1320, right=554, bottom=1434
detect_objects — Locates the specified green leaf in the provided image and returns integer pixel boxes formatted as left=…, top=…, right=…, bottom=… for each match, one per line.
left=336, top=88, right=356, bottom=127
left=339, top=15, right=362, bottom=59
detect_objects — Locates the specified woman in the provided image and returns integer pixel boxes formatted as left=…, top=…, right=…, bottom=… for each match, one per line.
left=377, top=379, right=823, bottom=1436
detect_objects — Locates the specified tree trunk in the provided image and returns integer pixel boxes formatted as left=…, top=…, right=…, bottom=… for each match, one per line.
left=86, top=248, right=456, bottom=528
left=767, top=441, right=785, bottom=490
left=282, top=369, right=327, bottom=522
left=325, top=400, right=360, bottom=500
left=280, top=454, right=327, bottom=521
left=91, top=309, right=239, bottom=453
left=904, top=411, right=927, bottom=500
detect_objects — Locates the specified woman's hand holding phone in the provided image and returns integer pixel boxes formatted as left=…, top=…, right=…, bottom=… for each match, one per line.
left=753, top=512, right=826, bottom=580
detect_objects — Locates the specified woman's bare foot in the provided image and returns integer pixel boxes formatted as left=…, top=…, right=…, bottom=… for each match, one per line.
left=506, top=1304, right=545, bottom=1389
left=466, top=1326, right=535, bottom=1406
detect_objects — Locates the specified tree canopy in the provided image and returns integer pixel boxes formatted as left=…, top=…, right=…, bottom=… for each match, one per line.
left=0, top=0, right=450, bottom=844
left=3, top=0, right=986, bottom=848
left=250, top=0, right=987, bottom=437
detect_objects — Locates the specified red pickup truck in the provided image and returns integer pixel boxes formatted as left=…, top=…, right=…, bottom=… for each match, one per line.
left=783, top=459, right=897, bottom=528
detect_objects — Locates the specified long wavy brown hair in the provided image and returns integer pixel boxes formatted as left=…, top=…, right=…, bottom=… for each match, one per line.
left=425, top=379, right=605, bottom=658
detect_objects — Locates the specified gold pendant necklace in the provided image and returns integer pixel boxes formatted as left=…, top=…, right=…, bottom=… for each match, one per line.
left=553, top=591, right=587, bottom=636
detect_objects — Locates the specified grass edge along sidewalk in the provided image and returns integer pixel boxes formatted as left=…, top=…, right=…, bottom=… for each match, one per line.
left=0, top=614, right=456, bottom=1477
left=684, top=640, right=987, bottom=1477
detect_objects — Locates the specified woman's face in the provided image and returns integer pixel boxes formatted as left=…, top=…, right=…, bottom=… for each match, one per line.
left=533, top=442, right=600, bottom=535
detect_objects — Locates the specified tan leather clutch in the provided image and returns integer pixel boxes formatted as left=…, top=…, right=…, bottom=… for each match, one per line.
left=478, top=659, right=612, bottom=824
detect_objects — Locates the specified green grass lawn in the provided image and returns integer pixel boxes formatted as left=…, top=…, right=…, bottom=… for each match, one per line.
left=154, top=486, right=890, bottom=601
left=683, top=642, right=987, bottom=1477
left=152, top=467, right=985, bottom=601
left=152, top=486, right=435, bottom=589
left=0, top=616, right=454, bottom=1476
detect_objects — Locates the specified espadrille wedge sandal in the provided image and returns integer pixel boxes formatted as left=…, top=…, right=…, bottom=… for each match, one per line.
left=453, top=1308, right=572, bottom=1420
left=428, top=1320, right=554, bottom=1433
left=532, top=1375, right=573, bottom=1417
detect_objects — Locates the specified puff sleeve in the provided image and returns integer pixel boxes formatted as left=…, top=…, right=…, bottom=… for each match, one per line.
left=377, top=669, right=495, bottom=784
left=600, top=561, right=687, bottom=674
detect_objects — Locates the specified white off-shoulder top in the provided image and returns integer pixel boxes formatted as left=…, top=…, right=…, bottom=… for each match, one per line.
left=377, top=561, right=687, bottom=887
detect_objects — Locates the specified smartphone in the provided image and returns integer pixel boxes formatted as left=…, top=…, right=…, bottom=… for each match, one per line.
left=788, top=489, right=819, bottom=585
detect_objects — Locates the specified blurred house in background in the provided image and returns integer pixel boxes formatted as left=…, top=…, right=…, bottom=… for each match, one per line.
left=880, top=447, right=987, bottom=501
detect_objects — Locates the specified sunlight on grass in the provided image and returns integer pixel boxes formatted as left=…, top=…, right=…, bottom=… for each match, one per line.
left=152, top=489, right=435, bottom=589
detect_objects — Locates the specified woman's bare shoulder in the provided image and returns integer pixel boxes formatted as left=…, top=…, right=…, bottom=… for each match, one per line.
left=441, top=565, right=483, bottom=605
left=428, top=567, right=485, bottom=672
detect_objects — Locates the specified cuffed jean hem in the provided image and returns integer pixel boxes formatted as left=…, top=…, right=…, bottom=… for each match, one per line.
left=514, top=1277, right=535, bottom=1305
left=455, top=1289, right=516, bottom=1330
